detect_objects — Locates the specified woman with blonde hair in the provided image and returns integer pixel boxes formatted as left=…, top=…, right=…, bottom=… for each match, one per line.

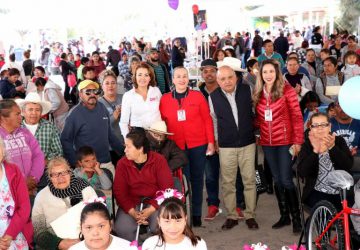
left=253, top=59, right=304, bottom=234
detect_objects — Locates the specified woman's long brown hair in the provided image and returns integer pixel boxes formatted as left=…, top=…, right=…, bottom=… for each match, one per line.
left=252, top=59, right=285, bottom=106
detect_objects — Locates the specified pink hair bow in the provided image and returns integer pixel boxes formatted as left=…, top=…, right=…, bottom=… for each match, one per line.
left=155, top=188, right=184, bottom=205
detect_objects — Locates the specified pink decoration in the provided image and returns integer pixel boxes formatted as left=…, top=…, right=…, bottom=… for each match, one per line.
left=130, top=240, right=142, bottom=250
left=156, top=188, right=184, bottom=205
left=192, top=4, right=199, bottom=15
left=168, top=0, right=179, bottom=10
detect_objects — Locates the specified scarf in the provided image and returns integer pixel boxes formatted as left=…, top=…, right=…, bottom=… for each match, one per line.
left=48, top=174, right=90, bottom=206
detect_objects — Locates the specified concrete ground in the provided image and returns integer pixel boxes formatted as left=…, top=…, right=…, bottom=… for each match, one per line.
left=193, top=191, right=304, bottom=250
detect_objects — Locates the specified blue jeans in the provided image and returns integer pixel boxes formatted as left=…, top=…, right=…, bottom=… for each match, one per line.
left=204, top=153, right=244, bottom=207
left=262, top=145, right=295, bottom=189
left=184, top=144, right=207, bottom=217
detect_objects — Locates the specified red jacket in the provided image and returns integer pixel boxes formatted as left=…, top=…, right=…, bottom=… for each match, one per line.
left=4, top=161, right=33, bottom=249
left=113, top=151, right=174, bottom=213
left=255, top=83, right=304, bottom=146
left=160, top=90, right=215, bottom=150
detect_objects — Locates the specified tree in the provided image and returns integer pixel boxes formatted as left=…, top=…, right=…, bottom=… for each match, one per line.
left=337, top=0, right=360, bottom=33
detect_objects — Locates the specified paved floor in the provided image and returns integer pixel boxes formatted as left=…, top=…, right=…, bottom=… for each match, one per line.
left=193, top=191, right=304, bottom=250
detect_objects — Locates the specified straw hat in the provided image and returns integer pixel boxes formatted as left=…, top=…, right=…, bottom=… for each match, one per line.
left=147, top=121, right=174, bottom=135
left=16, top=92, right=52, bottom=115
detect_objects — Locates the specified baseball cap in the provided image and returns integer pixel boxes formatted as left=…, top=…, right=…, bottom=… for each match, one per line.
left=78, top=80, right=99, bottom=91
left=147, top=48, right=159, bottom=55
left=200, top=59, right=217, bottom=70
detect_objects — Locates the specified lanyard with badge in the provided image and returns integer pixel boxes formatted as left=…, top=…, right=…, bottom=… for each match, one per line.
left=264, top=89, right=272, bottom=122
left=173, top=90, right=188, bottom=122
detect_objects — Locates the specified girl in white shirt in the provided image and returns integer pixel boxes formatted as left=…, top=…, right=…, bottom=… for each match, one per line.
left=70, top=202, right=131, bottom=250
left=341, top=50, right=360, bottom=82
left=142, top=197, right=207, bottom=250
left=120, top=62, right=162, bottom=139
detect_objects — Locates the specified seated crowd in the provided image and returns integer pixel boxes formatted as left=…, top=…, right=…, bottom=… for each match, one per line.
left=0, top=30, right=359, bottom=250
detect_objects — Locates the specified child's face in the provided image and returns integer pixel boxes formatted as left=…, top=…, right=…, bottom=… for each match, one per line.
left=347, top=55, right=357, bottom=65
left=327, top=108, right=336, bottom=118
left=158, top=213, right=187, bottom=243
left=84, top=71, right=95, bottom=80
left=81, top=212, right=111, bottom=250
left=79, top=154, right=97, bottom=173
left=320, top=52, right=330, bottom=61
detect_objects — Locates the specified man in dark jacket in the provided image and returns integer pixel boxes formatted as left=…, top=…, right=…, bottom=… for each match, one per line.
left=106, top=46, right=121, bottom=76
left=171, top=39, right=185, bottom=69
left=252, top=30, right=263, bottom=57
left=209, top=66, right=258, bottom=230
left=274, top=31, right=290, bottom=61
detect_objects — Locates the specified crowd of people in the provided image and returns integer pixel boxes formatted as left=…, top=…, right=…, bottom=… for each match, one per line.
left=0, top=25, right=360, bottom=250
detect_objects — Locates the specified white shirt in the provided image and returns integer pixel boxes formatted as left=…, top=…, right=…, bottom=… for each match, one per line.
left=119, top=86, right=162, bottom=138
left=142, top=235, right=207, bottom=250
left=69, top=235, right=131, bottom=250
left=24, top=122, right=39, bottom=136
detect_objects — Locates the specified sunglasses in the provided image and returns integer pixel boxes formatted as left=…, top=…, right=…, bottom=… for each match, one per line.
left=50, top=170, right=71, bottom=178
left=310, top=122, right=330, bottom=129
left=82, top=89, right=102, bottom=96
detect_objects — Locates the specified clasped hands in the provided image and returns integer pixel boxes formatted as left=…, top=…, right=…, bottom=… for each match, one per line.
left=128, top=205, right=156, bottom=225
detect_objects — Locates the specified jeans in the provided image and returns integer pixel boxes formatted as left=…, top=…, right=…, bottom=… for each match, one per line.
left=184, top=144, right=207, bottom=217
left=262, top=145, right=295, bottom=189
left=204, top=153, right=244, bottom=207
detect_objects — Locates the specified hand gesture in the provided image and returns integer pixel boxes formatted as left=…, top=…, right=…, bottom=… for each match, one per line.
left=323, top=132, right=336, bottom=150
left=309, top=131, right=321, bottom=153
left=0, top=235, right=12, bottom=250
left=94, top=162, right=102, bottom=175
left=113, top=105, right=121, bottom=120
left=351, top=146, right=358, bottom=156
left=206, top=143, right=215, bottom=156
left=58, top=239, right=80, bottom=250
left=294, top=84, right=302, bottom=95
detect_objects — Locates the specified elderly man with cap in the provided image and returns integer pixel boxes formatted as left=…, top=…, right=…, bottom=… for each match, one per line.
left=209, top=65, right=258, bottom=230
left=199, top=59, right=246, bottom=221
left=61, top=80, right=123, bottom=176
left=147, top=48, right=171, bottom=94
left=16, top=92, right=63, bottom=189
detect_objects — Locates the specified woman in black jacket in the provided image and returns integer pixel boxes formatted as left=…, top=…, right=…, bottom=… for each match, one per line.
left=59, top=53, right=76, bottom=102
left=298, top=112, right=353, bottom=209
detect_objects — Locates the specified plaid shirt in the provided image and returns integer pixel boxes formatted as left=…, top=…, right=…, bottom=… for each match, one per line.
left=118, top=61, right=129, bottom=77
left=21, top=118, right=63, bottom=160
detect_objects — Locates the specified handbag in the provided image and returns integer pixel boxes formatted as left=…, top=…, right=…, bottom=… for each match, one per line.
left=67, top=72, right=77, bottom=88
left=255, top=144, right=267, bottom=194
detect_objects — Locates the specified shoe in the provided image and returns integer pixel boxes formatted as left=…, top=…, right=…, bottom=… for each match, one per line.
left=221, top=219, right=238, bottom=230
left=272, top=185, right=291, bottom=229
left=245, top=218, right=259, bottom=230
left=204, top=205, right=220, bottom=221
left=236, top=207, right=245, bottom=220
left=285, top=188, right=303, bottom=234
left=192, top=216, right=202, bottom=227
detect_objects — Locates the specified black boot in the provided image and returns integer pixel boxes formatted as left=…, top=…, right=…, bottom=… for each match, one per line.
left=285, top=188, right=302, bottom=234
left=272, top=185, right=291, bottom=229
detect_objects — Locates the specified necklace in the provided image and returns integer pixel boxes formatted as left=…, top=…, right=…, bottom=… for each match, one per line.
left=336, top=118, right=353, bottom=130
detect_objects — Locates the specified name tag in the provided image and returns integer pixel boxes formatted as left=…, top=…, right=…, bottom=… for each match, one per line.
left=264, top=108, right=272, bottom=122
left=177, top=110, right=186, bottom=121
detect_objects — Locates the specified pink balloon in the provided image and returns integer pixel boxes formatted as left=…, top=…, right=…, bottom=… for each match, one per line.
left=168, top=0, right=179, bottom=10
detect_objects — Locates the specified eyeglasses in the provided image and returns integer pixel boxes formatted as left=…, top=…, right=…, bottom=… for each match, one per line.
left=310, top=122, right=330, bottom=129
left=50, top=170, right=71, bottom=178
left=82, top=89, right=102, bottom=96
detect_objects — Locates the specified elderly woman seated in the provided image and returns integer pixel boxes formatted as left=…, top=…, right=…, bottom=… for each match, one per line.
left=297, top=112, right=353, bottom=210
left=32, top=157, right=97, bottom=250
left=0, top=137, right=33, bottom=250
left=113, top=129, right=174, bottom=242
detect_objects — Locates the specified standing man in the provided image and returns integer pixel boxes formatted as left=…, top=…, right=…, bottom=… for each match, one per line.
left=252, top=29, right=263, bottom=57
left=171, top=39, right=185, bottom=69
left=209, top=66, right=258, bottom=230
left=106, top=46, right=121, bottom=76
left=61, top=80, right=123, bottom=176
left=274, top=31, right=290, bottom=61
left=258, top=40, right=285, bottom=68
left=147, top=48, right=171, bottom=94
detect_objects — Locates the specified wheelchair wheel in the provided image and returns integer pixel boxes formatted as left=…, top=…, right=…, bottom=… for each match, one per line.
left=306, top=200, right=344, bottom=250
left=182, top=173, right=192, bottom=227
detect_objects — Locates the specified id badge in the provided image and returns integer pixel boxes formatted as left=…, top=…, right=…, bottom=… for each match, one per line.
left=177, top=109, right=186, bottom=121
left=264, top=108, right=272, bottom=122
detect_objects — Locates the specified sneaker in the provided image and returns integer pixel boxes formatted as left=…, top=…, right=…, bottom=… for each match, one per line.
left=236, top=207, right=245, bottom=220
left=204, top=205, right=220, bottom=221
